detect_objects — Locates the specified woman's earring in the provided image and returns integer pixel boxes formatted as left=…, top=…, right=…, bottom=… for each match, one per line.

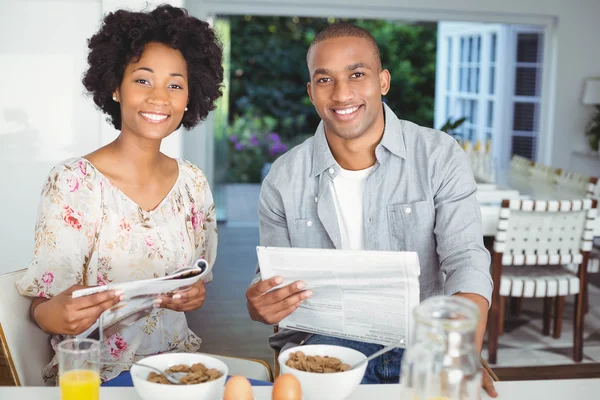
left=185, top=107, right=188, bottom=112
left=112, top=95, right=117, bottom=101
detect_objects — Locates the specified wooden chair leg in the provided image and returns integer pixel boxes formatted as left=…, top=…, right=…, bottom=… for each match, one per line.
left=574, top=292, right=584, bottom=362
left=553, top=296, right=565, bottom=339
left=499, top=296, right=506, bottom=336
left=487, top=294, right=501, bottom=364
left=583, top=282, right=589, bottom=315
left=488, top=252, right=504, bottom=365
left=543, top=297, right=553, bottom=336
left=511, top=297, right=523, bottom=317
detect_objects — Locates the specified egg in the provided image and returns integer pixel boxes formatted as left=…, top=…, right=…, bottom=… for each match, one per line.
left=272, top=373, right=302, bottom=400
left=224, top=375, right=253, bottom=400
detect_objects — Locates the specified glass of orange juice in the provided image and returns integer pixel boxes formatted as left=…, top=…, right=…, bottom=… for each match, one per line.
left=58, top=338, right=100, bottom=400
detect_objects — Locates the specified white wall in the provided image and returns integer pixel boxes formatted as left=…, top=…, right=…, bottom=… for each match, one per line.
left=0, top=0, right=103, bottom=274
left=0, top=0, right=187, bottom=275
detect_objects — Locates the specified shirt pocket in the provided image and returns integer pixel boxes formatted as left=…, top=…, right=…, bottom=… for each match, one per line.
left=387, top=200, right=433, bottom=251
left=290, top=217, right=331, bottom=248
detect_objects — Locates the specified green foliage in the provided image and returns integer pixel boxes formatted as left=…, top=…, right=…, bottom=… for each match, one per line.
left=228, top=16, right=437, bottom=142
left=585, top=105, right=600, bottom=152
left=439, top=117, right=467, bottom=137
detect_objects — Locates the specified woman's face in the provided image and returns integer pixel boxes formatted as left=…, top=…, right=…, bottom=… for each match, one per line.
left=114, top=42, right=189, bottom=141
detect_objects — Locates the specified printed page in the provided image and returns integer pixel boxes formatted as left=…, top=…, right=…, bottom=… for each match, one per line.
left=74, top=259, right=210, bottom=340
left=257, top=247, right=420, bottom=347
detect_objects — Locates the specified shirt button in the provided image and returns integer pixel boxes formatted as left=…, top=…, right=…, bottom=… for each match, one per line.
left=368, top=217, right=373, bottom=223
left=314, top=197, right=318, bottom=203
left=307, top=221, right=313, bottom=227
left=328, top=168, right=334, bottom=174
left=405, top=207, right=412, bottom=214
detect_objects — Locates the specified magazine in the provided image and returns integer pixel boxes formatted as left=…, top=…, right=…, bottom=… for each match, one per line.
left=72, top=259, right=211, bottom=341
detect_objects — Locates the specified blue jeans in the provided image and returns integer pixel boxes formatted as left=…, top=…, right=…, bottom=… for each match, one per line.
left=304, top=335, right=404, bottom=384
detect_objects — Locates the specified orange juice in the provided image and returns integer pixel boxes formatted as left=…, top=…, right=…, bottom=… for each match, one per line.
left=60, top=369, right=100, bottom=400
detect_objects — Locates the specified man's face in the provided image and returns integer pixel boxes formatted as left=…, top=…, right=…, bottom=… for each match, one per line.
left=307, top=37, right=390, bottom=141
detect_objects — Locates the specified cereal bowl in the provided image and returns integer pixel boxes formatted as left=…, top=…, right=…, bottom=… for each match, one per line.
left=278, top=344, right=367, bottom=400
left=130, top=353, right=228, bottom=400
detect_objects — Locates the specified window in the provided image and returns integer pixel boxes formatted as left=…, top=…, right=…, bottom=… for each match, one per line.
left=435, top=22, right=545, bottom=168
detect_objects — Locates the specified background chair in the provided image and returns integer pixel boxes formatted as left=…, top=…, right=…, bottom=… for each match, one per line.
left=509, top=155, right=534, bottom=176
left=487, top=198, right=598, bottom=364
left=0, top=269, right=272, bottom=386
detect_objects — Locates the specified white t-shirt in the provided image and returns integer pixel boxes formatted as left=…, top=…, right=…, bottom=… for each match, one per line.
left=331, top=165, right=374, bottom=250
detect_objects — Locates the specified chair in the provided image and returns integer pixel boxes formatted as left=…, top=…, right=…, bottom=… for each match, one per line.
left=487, top=198, right=598, bottom=364
left=529, top=162, right=559, bottom=183
left=0, top=269, right=273, bottom=385
left=509, top=155, right=534, bottom=176
left=555, top=172, right=598, bottom=197
left=0, top=269, right=52, bottom=386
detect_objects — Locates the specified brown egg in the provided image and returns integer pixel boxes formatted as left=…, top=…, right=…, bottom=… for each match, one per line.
left=272, top=374, right=302, bottom=400
left=224, top=375, right=253, bottom=400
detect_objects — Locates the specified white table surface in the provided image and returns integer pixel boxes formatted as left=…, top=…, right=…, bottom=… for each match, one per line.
left=1, top=379, right=599, bottom=400
left=476, top=171, right=600, bottom=237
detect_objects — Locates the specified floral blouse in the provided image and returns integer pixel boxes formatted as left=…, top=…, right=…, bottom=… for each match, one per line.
left=16, top=157, right=217, bottom=385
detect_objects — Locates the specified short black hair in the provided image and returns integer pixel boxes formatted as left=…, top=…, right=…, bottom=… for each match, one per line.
left=306, top=23, right=382, bottom=69
left=82, top=4, right=224, bottom=130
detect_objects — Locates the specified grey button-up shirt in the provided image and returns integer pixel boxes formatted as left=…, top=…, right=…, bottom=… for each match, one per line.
left=258, top=103, right=492, bottom=351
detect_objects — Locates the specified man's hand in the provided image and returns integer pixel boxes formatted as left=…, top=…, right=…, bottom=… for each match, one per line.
left=246, top=276, right=313, bottom=325
left=453, top=293, right=498, bottom=398
left=482, top=367, right=498, bottom=397
left=33, top=285, right=123, bottom=335
left=156, top=280, right=206, bottom=312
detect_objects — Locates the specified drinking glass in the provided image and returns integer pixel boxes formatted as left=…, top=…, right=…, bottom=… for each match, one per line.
left=58, top=338, right=101, bottom=400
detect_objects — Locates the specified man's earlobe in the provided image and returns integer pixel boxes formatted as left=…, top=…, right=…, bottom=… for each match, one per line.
left=307, top=82, right=314, bottom=104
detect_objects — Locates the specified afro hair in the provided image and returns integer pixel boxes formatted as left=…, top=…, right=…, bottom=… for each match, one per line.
left=82, top=4, right=224, bottom=130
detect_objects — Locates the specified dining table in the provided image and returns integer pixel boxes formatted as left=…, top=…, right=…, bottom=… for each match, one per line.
left=476, top=169, right=600, bottom=237
left=1, top=379, right=598, bottom=399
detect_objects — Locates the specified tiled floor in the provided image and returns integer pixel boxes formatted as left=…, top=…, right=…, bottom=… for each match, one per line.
left=482, top=285, right=600, bottom=367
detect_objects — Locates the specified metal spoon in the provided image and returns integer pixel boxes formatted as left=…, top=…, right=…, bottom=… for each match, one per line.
left=104, top=360, right=185, bottom=385
left=350, top=344, right=399, bottom=371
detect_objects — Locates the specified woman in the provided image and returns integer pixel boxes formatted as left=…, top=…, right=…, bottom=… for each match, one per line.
left=16, top=5, right=223, bottom=385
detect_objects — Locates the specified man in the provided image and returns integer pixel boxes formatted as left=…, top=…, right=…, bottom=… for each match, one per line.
left=246, top=23, right=496, bottom=396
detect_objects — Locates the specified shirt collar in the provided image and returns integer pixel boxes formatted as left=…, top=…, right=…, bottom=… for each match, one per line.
left=310, top=103, right=407, bottom=177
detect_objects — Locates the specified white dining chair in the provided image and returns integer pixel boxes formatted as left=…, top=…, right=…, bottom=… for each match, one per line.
left=0, top=269, right=52, bottom=386
left=555, top=171, right=598, bottom=198
left=509, top=155, right=534, bottom=176
left=486, top=198, right=598, bottom=364
left=0, top=269, right=273, bottom=385
left=529, top=163, right=559, bottom=183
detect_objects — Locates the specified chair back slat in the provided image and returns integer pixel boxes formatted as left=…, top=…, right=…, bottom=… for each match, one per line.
left=493, top=199, right=598, bottom=266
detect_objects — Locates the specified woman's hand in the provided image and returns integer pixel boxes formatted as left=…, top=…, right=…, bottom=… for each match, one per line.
left=32, top=285, right=123, bottom=335
left=156, top=280, right=206, bottom=312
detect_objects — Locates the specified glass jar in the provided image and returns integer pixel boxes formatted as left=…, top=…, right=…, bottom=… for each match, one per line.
left=400, top=296, right=481, bottom=400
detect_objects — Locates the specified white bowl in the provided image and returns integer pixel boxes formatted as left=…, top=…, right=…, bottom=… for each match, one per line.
left=130, top=353, right=228, bottom=400
left=278, top=344, right=367, bottom=400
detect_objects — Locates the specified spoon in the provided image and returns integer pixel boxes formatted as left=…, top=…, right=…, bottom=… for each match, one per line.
left=104, top=360, right=185, bottom=385
left=350, top=344, right=399, bottom=371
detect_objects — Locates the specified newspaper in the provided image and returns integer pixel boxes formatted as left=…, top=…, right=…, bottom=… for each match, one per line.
left=72, top=258, right=211, bottom=341
left=257, top=247, right=421, bottom=348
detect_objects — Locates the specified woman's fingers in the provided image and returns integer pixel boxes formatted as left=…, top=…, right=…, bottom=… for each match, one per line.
left=156, top=286, right=205, bottom=311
